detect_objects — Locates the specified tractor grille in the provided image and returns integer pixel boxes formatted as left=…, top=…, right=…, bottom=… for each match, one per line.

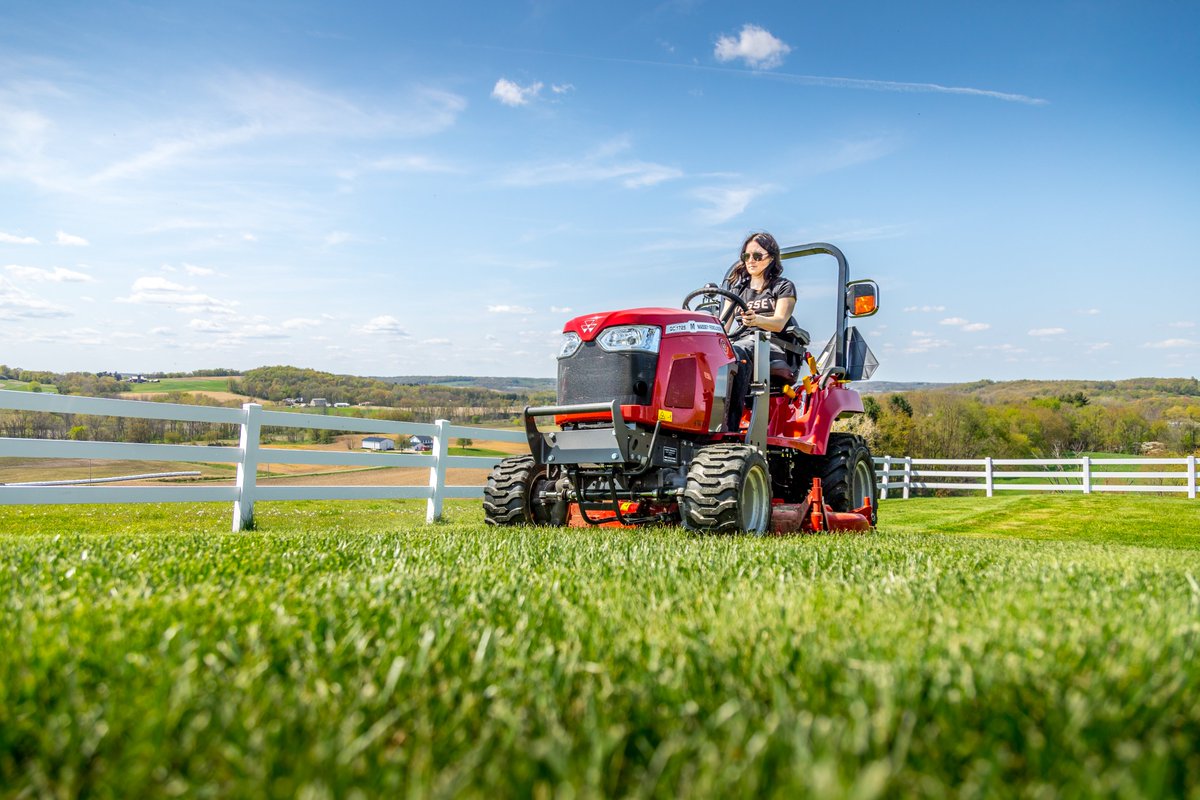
left=558, top=343, right=657, bottom=406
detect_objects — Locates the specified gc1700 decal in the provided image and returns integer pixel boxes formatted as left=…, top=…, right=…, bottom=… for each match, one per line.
left=664, top=320, right=725, bottom=336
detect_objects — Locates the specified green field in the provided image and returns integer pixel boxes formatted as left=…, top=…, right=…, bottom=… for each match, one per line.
left=119, top=377, right=237, bottom=393
left=0, top=380, right=58, bottom=393
left=1, top=495, right=1198, bottom=797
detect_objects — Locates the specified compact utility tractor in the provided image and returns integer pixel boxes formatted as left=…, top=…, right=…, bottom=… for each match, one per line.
left=483, top=242, right=881, bottom=534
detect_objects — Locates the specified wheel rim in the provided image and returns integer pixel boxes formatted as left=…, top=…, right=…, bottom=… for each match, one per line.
left=850, top=458, right=873, bottom=509
left=740, top=463, right=771, bottom=532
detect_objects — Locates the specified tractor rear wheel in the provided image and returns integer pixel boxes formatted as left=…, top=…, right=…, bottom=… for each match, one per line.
left=680, top=444, right=772, bottom=533
left=820, top=433, right=878, bottom=525
left=483, top=455, right=566, bottom=526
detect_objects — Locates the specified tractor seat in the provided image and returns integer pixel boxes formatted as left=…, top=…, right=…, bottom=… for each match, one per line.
left=768, top=317, right=810, bottom=388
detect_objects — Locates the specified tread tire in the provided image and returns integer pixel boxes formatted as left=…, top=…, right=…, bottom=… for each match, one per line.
left=483, top=455, right=565, bottom=526
left=680, top=444, right=772, bottom=533
left=820, top=433, right=878, bottom=525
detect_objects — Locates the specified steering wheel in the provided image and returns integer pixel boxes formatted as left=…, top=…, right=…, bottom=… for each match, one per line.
left=682, top=285, right=748, bottom=328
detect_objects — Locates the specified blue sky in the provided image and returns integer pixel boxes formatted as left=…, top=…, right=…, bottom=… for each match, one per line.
left=1, top=1, right=1197, bottom=381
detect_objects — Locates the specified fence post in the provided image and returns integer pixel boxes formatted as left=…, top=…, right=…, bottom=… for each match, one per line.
left=1082, top=456, right=1092, bottom=495
left=232, top=402, right=262, bottom=531
left=426, top=418, right=451, bottom=523
left=902, top=456, right=912, bottom=500
left=1188, top=455, right=1196, bottom=500
left=881, top=456, right=891, bottom=500
left=984, top=457, right=994, bottom=498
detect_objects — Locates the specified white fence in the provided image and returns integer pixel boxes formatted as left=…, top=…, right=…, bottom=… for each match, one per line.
left=0, top=390, right=523, bottom=530
left=875, top=456, right=1198, bottom=500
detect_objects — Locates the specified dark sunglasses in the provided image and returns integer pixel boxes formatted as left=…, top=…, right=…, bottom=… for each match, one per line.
left=741, top=251, right=771, bottom=263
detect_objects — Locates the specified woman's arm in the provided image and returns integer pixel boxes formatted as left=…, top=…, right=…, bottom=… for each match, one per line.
left=738, top=296, right=796, bottom=333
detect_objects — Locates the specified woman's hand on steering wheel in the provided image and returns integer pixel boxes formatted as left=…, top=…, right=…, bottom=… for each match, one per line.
left=682, top=285, right=748, bottom=328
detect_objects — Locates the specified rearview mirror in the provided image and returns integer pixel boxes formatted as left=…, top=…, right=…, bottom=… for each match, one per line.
left=846, top=279, right=879, bottom=317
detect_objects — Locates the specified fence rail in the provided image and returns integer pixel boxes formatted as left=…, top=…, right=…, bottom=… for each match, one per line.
left=0, top=390, right=524, bottom=530
left=874, top=455, right=1198, bottom=500
left=5, top=391, right=1197, bottom=530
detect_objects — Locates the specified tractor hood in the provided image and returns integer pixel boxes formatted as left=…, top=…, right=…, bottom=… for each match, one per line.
left=564, top=307, right=726, bottom=342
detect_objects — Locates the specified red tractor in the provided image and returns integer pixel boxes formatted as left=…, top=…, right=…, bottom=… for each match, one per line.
left=484, top=242, right=881, bottom=534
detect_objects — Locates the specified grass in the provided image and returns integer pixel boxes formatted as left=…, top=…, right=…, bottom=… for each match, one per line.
left=0, top=380, right=58, bottom=393
left=118, top=377, right=237, bottom=393
left=1, top=495, right=1198, bottom=798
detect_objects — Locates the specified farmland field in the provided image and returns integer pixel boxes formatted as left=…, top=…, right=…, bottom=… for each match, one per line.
left=118, top=377, right=239, bottom=394
left=1, top=495, right=1198, bottom=797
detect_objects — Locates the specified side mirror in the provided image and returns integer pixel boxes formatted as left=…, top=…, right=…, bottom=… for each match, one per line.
left=846, top=279, right=879, bottom=317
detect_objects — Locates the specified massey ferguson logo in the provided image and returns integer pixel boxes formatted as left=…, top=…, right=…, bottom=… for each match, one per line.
left=580, top=316, right=602, bottom=333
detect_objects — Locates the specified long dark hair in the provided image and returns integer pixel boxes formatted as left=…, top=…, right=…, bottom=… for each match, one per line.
left=725, top=231, right=782, bottom=288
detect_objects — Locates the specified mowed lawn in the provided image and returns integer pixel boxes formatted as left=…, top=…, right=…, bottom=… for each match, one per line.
left=1, top=495, right=1198, bottom=798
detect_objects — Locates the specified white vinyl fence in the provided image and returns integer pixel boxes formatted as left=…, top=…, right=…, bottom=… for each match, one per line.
left=875, top=456, right=1198, bottom=500
left=0, top=390, right=524, bottom=530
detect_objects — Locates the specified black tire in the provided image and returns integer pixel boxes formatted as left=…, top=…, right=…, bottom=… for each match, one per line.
left=482, top=455, right=566, bottom=526
left=680, top=444, right=772, bottom=533
left=820, top=433, right=878, bottom=525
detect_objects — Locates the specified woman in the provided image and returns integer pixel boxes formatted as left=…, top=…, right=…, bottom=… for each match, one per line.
left=721, top=231, right=797, bottom=429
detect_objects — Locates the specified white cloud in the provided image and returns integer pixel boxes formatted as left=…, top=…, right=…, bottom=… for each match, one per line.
left=938, top=317, right=990, bottom=332
left=502, top=138, right=682, bottom=189
left=693, top=186, right=766, bottom=223
left=1168, top=321, right=1196, bottom=329
left=183, top=263, right=214, bottom=277
left=282, top=317, right=322, bottom=330
left=189, top=319, right=228, bottom=332
left=0, top=276, right=70, bottom=320
left=550, top=306, right=572, bottom=314
left=0, top=232, right=38, bottom=245
left=1089, top=342, right=1111, bottom=352
left=903, top=305, right=946, bottom=313
left=150, top=327, right=175, bottom=336
left=1028, top=327, right=1067, bottom=336
left=325, top=231, right=351, bottom=246
left=551, top=83, right=575, bottom=95
left=1143, top=338, right=1197, bottom=349
left=488, top=304, right=534, bottom=314
left=236, top=324, right=287, bottom=340
left=492, top=78, right=543, bottom=107
left=421, top=338, right=452, bottom=346
left=1077, top=308, right=1101, bottom=315
left=118, top=276, right=238, bottom=315
left=56, top=231, right=89, bottom=246
left=5, top=265, right=95, bottom=283
left=242, top=232, right=258, bottom=242
left=714, top=24, right=792, bottom=70
left=358, top=315, right=410, bottom=336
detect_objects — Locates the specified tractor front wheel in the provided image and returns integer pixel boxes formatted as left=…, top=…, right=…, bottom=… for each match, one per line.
left=820, top=433, right=878, bottom=525
left=483, top=455, right=566, bottom=526
left=681, top=444, right=772, bottom=533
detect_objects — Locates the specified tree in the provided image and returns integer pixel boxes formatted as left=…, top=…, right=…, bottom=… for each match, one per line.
left=456, top=437, right=474, bottom=449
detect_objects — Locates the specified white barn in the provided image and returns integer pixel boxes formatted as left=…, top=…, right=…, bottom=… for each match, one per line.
left=361, top=436, right=395, bottom=451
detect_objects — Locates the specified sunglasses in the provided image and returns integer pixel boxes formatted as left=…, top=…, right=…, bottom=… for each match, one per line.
left=741, top=251, right=771, bottom=263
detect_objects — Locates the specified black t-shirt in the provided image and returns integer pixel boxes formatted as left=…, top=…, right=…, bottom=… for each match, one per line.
left=722, top=275, right=797, bottom=338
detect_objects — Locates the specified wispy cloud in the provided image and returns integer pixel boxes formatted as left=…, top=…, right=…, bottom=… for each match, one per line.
left=488, top=304, right=534, bottom=314
left=0, top=231, right=39, bottom=244
left=117, top=276, right=238, bottom=315
left=0, top=276, right=70, bottom=319
left=904, top=305, right=946, bottom=313
left=282, top=317, right=322, bottom=330
left=1143, top=338, right=1197, bottom=349
left=693, top=185, right=768, bottom=224
left=714, top=24, right=791, bottom=70
left=1168, top=321, right=1196, bottom=329
left=358, top=315, right=410, bottom=336
left=5, top=264, right=95, bottom=282
left=501, top=137, right=682, bottom=189
left=940, top=317, right=990, bottom=332
left=1028, top=327, right=1067, bottom=337
left=56, top=230, right=88, bottom=246
left=492, top=78, right=543, bottom=107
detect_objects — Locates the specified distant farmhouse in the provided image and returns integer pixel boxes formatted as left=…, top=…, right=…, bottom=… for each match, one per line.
left=410, top=435, right=433, bottom=452
left=361, top=436, right=395, bottom=451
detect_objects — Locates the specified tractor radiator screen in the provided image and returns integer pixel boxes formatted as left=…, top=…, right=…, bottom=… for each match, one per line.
left=558, top=343, right=657, bottom=406
left=664, top=357, right=697, bottom=409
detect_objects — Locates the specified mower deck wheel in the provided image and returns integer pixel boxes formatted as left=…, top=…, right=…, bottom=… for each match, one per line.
left=820, top=433, right=878, bottom=526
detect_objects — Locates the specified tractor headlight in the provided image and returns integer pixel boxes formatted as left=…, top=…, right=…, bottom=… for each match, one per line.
left=596, top=325, right=661, bottom=354
left=557, top=331, right=583, bottom=359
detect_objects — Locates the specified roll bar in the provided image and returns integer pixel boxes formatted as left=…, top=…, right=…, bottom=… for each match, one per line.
left=779, top=242, right=850, bottom=370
